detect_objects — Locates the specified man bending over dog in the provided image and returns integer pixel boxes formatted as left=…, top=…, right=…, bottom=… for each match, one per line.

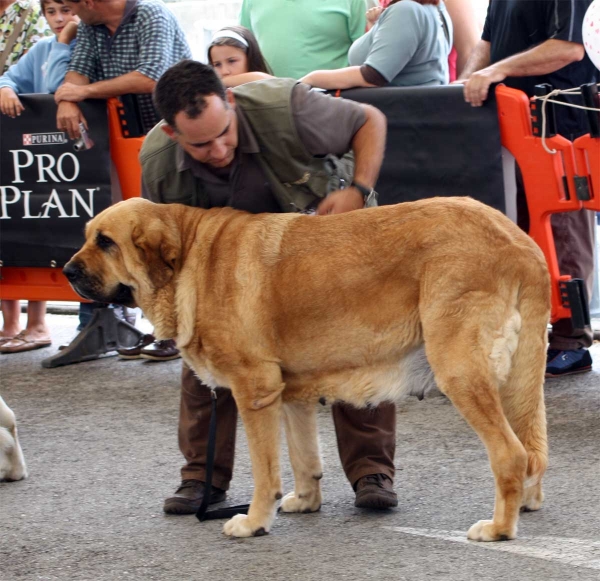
left=139, top=60, right=396, bottom=514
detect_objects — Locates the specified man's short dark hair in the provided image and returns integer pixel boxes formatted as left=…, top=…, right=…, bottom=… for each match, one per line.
left=153, top=60, right=227, bottom=128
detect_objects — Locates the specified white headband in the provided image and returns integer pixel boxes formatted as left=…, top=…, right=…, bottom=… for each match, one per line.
left=210, top=30, right=249, bottom=49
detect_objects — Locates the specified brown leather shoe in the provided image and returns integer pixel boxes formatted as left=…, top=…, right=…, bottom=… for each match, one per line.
left=116, top=333, right=155, bottom=359
left=163, top=480, right=227, bottom=514
left=140, top=339, right=181, bottom=361
left=354, top=474, right=398, bottom=509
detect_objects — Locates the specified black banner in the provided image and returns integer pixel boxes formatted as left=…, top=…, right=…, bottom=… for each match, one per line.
left=340, top=85, right=505, bottom=212
left=0, top=95, right=111, bottom=267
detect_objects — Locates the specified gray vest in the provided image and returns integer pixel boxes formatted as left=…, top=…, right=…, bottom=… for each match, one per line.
left=140, top=78, right=354, bottom=212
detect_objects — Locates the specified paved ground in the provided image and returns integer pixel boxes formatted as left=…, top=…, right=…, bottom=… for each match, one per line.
left=1, top=313, right=599, bottom=581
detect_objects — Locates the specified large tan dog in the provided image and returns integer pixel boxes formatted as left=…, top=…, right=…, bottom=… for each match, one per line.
left=64, top=196, right=550, bottom=540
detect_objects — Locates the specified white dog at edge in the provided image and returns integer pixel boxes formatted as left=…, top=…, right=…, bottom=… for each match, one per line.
left=0, top=395, right=28, bottom=481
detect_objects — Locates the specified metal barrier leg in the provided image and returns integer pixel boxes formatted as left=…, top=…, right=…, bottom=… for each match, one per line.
left=41, top=307, right=143, bottom=368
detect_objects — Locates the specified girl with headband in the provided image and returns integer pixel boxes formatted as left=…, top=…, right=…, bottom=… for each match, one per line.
left=208, top=25, right=273, bottom=87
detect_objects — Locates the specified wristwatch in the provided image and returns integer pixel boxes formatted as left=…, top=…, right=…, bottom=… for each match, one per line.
left=350, top=181, right=377, bottom=206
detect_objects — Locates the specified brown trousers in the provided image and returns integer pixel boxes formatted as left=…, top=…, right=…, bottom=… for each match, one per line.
left=179, top=363, right=396, bottom=491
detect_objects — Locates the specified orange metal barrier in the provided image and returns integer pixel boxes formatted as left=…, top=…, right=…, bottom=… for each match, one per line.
left=1, top=98, right=144, bottom=301
left=0, top=267, right=83, bottom=301
left=573, top=133, right=600, bottom=212
left=107, top=97, right=144, bottom=200
left=495, top=85, right=599, bottom=323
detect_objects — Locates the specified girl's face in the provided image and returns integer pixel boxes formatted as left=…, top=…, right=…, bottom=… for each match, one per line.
left=44, top=1, right=79, bottom=36
left=210, top=45, right=249, bottom=78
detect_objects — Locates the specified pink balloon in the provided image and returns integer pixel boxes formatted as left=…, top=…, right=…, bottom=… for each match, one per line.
left=583, top=0, right=600, bottom=70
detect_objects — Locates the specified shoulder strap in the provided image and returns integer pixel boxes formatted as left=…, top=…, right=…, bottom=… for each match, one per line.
left=0, top=6, right=34, bottom=73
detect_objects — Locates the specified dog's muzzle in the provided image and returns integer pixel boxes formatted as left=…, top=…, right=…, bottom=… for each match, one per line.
left=63, top=260, right=86, bottom=284
left=63, top=261, right=136, bottom=307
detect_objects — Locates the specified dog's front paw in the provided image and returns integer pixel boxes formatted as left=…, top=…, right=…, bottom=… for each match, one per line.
left=467, top=519, right=516, bottom=542
left=279, top=490, right=322, bottom=513
left=223, top=514, right=270, bottom=538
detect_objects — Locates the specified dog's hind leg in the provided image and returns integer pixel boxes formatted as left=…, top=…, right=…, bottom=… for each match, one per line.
left=223, top=362, right=285, bottom=538
left=498, top=286, right=549, bottom=513
left=280, top=402, right=323, bottom=514
left=423, top=308, right=528, bottom=542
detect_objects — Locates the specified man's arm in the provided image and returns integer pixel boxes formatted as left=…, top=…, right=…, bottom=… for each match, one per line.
left=317, top=104, right=387, bottom=215
left=444, top=0, right=481, bottom=78
left=456, top=39, right=491, bottom=81
left=55, top=71, right=155, bottom=102
left=56, top=71, right=90, bottom=138
left=462, top=39, right=585, bottom=107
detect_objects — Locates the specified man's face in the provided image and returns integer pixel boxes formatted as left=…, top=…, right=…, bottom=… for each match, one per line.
left=63, top=0, right=102, bottom=26
left=164, top=93, right=239, bottom=169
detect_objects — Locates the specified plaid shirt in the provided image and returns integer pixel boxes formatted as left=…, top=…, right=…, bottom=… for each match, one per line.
left=1, top=0, right=52, bottom=74
left=68, top=0, right=191, bottom=132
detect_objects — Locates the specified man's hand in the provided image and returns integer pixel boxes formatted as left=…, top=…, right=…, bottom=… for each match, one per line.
left=58, top=21, right=79, bottom=45
left=55, top=82, right=89, bottom=103
left=0, top=87, right=24, bottom=117
left=316, top=188, right=364, bottom=215
left=463, top=64, right=507, bottom=107
left=57, top=101, right=87, bottom=139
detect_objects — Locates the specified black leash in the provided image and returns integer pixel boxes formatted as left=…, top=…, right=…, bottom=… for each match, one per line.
left=195, top=388, right=250, bottom=522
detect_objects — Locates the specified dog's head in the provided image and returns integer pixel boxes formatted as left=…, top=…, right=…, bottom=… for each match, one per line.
left=63, top=198, right=181, bottom=308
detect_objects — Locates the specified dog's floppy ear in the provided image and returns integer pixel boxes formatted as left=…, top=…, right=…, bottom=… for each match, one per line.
left=132, top=220, right=181, bottom=289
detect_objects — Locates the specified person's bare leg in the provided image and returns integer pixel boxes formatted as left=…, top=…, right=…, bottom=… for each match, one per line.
left=1, top=300, right=22, bottom=338
left=24, top=301, right=51, bottom=341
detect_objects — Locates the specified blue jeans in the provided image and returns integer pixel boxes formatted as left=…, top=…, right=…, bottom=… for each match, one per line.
left=77, top=302, right=108, bottom=331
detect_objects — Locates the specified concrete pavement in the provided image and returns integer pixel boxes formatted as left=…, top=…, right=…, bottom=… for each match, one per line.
left=1, top=312, right=599, bottom=581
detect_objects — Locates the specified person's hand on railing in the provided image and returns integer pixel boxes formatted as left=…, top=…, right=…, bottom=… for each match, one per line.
left=0, top=87, right=24, bottom=118
left=55, top=81, right=89, bottom=103
left=56, top=101, right=88, bottom=139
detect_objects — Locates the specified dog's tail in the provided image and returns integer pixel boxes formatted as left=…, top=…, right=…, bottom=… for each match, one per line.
left=498, top=273, right=549, bottom=508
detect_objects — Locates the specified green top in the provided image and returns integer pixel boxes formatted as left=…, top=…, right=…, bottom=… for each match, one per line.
left=239, top=0, right=366, bottom=79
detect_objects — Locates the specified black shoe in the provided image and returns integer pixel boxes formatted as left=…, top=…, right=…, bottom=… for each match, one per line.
left=163, top=480, right=226, bottom=515
left=546, top=348, right=592, bottom=378
left=354, top=474, right=398, bottom=509
left=116, top=333, right=155, bottom=359
left=140, top=339, right=181, bottom=361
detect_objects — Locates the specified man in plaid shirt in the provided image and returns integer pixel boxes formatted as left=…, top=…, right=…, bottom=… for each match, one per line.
left=54, top=0, right=191, bottom=138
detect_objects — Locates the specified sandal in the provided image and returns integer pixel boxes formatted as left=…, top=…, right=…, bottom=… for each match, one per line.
left=0, top=331, right=52, bottom=353
left=0, top=336, right=16, bottom=346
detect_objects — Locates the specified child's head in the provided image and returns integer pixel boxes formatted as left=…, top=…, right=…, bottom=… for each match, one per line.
left=208, top=26, right=271, bottom=79
left=41, top=0, right=79, bottom=37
